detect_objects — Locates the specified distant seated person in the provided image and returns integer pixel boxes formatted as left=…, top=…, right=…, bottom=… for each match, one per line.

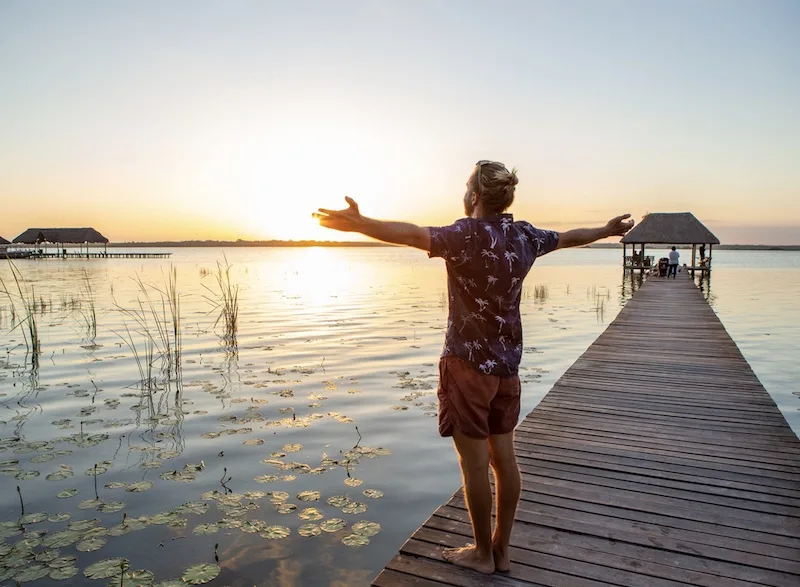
left=667, top=246, right=679, bottom=278
left=658, top=257, right=669, bottom=277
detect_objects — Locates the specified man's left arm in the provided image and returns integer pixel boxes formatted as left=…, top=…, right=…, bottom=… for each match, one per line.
left=315, top=197, right=431, bottom=251
left=556, top=214, right=634, bottom=249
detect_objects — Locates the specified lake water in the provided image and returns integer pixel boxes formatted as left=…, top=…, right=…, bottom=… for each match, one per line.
left=1, top=247, right=798, bottom=586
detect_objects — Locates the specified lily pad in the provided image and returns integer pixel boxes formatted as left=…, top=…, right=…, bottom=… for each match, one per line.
left=320, top=518, right=347, bottom=532
left=47, top=555, right=77, bottom=568
left=126, top=481, right=153, bottom=492
left=20, top=512, right=47, bottom=524
left=110, top=569, right=155, bottom=587
left=344, top=477, right=363, bottom=487
left=48, top=512, right=72, bottom=523
left=78, top=498, right=104, bottom=510
left=175, top=501, right=209, bottom=515
left=254, top=474, right=278, bottom=484
left=76, top=537, right=106, bottom=552
left=342, top=533, right=370, bottom=547
left=243, top=490, right=265, bottom=500
left=14, top=564, right=51, bottom=582
left=352, top=521, right=381, bottom=537
left=42, top=530, right=81, bottom=548
left=298, top=523, right=322, bottom=537
left=267, top=491, right=290, bottom=502
left=181, top=563, right=220, bottom=585
left=97, top=500, right=126, bottom=513
left=326, top=495, right=350, bottom=508
left=84, top=558, right=129, bottom=579
left=243, top=438, right=264, bottom=446
left=276, top=503, right=297, bottom=514
left=363, top=489, right=384, bottom=499
left=57, top=488, right=79, bottom=498
left=192, top=523, right=219, bottom=535
left=298, top=507, right=324, bottom=521
left=105, top=481, right=128, bottom=489
left=342, top=502, right=367, bottom=515
left=297, top=490, right=321, bottom=502
left=260, top=525, right=290, bottom=540
left=50, top=566, right=80, bottom=580
left=140, top=461, right=163, bottom=470
left=282, top=443, right=302, bottom=453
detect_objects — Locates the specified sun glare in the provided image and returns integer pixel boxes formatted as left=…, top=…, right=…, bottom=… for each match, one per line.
left=225, top=120, right=392, bottom=241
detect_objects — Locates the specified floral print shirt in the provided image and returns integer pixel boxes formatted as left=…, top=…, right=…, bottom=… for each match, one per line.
left=429, top=214, right=559, bottom=376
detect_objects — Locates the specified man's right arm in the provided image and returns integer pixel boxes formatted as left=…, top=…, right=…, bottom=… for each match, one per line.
left=556, top=214, right=634, bottom=249
left=315, top=196, right=431, bottom=251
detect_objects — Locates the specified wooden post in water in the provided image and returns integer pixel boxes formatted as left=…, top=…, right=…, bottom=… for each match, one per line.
left=622, top=243, right=626, bottom=270
left=691, top=244, right=697, bottom=277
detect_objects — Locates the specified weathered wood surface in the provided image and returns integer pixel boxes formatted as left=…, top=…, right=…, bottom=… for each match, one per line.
left=373, top=275, right=800, bottom=586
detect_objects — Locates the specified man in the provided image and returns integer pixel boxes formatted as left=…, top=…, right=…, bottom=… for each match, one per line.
left=315, top=161, right=633, bottom=574
left=668, top=246, right=680, bottom=278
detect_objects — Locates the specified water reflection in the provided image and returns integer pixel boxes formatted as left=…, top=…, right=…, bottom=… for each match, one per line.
left=696, top=272, right=715, bottom=305
left=619, top=270, right=645, bottom=305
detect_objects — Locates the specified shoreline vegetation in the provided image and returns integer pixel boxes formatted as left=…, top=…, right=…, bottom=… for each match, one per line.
left=104, top=240, right=800, bottom=251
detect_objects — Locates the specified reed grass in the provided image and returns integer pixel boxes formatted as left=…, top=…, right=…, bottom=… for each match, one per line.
left=80, top=270, right=97, bottom=340
left=533, top=284, right=549, bottom=303
left=202, top=257, right=239, bottom=348
left=0, top=260, right=41, bottom=365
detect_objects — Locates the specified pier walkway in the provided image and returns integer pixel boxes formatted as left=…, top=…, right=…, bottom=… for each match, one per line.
left=373, top=276, right=800, bottom=587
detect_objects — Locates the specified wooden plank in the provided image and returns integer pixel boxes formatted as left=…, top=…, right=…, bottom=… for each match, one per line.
left=374, top=276, right=800, bottom=586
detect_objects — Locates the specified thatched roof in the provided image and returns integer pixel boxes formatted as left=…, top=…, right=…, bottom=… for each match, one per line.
left=13, top=228, right=109, bottom=244
left=0, top=237, right=9, bottom=246
left=621, top=213, right=720, bottom=245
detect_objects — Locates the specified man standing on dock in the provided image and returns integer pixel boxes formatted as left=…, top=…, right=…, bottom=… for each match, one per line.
left=315, top=161, right=633, bottom=574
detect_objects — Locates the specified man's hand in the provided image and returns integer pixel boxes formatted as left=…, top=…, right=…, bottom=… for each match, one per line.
left=314, top=196, right=365, bottom=233
left=605, top=214, right=635, bottom=237
left=313, top=197, right=430, bottom=250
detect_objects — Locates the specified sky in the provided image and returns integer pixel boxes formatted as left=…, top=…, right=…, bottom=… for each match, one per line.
left=1, top=0, right=798, bottom=244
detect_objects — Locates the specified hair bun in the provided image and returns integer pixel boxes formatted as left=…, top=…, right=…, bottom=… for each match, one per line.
left=506, top=168, right=519, bottom=187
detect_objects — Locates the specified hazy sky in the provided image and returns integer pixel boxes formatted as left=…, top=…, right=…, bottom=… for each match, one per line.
left=1, top=1, right=798, bottom=244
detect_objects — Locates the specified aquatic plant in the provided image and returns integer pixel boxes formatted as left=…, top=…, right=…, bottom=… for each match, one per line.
left=533, top=284, right=549, bottom=302
left=202, top=257, right=239, bottom=349
left=0, top=259, right=41, bottom=365
left=79, top=270, right=97, bottom=340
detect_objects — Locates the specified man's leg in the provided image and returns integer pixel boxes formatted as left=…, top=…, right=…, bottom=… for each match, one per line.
left=442, top=427, right=495, bottom=574
left=488, top=431, right=520, bottom=572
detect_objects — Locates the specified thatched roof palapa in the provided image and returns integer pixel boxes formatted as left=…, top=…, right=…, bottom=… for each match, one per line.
left=621, top=213, right=719, bottom=245
left=13, top=228, right=109, bottom=245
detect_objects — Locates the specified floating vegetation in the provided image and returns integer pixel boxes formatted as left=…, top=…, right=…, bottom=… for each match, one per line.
left=352, top=521, right=381, bottom=537
left=181, top=563, right=220, bottom=585
left=342, top=502, right=368, bottom=515
left=260, top=525, right=290, bottom=540
left=276, top=503, right=297, bottom=514
left=282, top=443, right=302, bottom=453
left=114, top=568, right=154, bottom=586
left=126, top=481, right=154, bottom=492
left=326, top=495, right=350, bottom=508
left=342, top=533, right=370, bottom=547
left=76, top=536, right=106, bottom=551
left=297, top=490, right=321, bottom=502
left=192, top=523, right=219, bottom=535
left=298, top=523, right=322, bottom=537
left=319, top=518, right=347, bottom=533
left=84, top=558, right=129, bottom=579
left=362, top=489, right=384, bottom=499
left=242, top=438, right=264, bottom=446
left=344, top=477, right=363, bottom=487
left=298, top=507, right=323, bottom=521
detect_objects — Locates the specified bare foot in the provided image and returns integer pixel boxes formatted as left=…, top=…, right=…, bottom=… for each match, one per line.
left=442, top=544, right=495, bottom=575
left=493, top=543, right=510, bottom=573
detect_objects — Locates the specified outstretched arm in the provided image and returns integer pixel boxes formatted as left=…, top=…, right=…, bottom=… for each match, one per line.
left=556, top=214, right=634, bottom=249
left=314, top=197, right=431, bottom=251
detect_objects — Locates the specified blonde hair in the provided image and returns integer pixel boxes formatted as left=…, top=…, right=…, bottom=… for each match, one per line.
left=470, top=161, right=519, bottom=214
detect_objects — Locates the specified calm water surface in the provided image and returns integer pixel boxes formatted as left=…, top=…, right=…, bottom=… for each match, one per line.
left=0, top=247, right=797, bottom=586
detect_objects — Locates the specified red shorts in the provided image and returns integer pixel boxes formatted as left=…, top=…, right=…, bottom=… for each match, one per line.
left=437, top=356, right=521, bottom=439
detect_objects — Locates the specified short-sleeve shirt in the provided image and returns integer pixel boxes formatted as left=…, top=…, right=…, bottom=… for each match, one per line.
left=668, top=250, right=680, bottom=265
left=428, top=214, right=559, bottom=376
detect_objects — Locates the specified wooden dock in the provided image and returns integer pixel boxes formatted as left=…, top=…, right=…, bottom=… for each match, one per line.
left=373, top=275, right=800, bottom=586
left=5, top=251, right=172, bottom=259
